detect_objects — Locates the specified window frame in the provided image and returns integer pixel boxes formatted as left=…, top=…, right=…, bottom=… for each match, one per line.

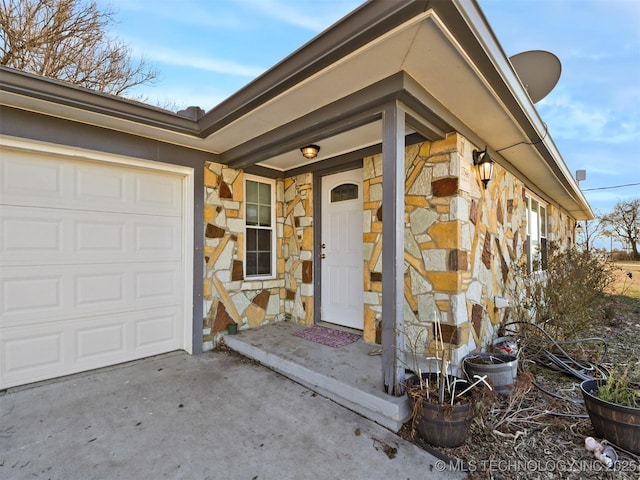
left=244, top=174, right=276, bottom=280
left=526, top=192, right=548, bottom=273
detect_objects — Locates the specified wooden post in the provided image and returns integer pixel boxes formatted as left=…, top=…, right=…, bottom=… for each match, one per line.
left=381, top=101, right=406, bottom=396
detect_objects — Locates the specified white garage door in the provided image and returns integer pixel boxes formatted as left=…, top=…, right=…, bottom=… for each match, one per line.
left=0, top=143, right=193, bottom=389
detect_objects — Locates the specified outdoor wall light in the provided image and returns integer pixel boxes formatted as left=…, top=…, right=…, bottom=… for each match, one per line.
left=300, top=144, right=320, bottom=159
left=473, top=147, right=494, bottom=190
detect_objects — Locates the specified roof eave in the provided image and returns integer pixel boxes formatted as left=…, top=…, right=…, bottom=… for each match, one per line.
left=0, top=66, right=201, bottom=136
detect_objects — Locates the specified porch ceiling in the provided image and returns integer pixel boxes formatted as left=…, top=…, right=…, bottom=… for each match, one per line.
left=206, top=11, right=509, bottom=168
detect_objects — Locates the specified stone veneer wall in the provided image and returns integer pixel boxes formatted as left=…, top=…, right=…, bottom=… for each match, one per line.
left=201, top=163, right=314, bottom=350
left=282, top=174, right=315, bottom=326
left=200, top=136, right=574, bottom=358
left=362, top=133, right=575, bottom=369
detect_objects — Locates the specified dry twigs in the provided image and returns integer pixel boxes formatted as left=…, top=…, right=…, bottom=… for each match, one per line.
left=400, top=296, right=640, bottom=479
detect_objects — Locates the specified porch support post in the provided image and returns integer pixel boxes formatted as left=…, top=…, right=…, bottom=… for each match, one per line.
left=381, top=101, right=406, bottom=396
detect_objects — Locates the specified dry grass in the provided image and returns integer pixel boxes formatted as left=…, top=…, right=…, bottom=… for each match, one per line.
left=400, top=293, right=640, bottom=479
left=609, top=261, right=640, bottom=299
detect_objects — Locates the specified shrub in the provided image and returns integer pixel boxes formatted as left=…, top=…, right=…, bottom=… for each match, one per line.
left=598, top=359, right=640, bottom=408
left=509, top=245, right=617, bottom=340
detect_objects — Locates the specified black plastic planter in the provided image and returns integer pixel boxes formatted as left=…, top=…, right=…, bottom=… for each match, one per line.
left=463, top=352, right=518, bottom=396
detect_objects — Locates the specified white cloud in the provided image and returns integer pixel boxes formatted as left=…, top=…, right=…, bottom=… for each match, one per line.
left=235, top=0, right=360, bottom=32
left=125, top=39, right=265, bottom=77
left=539, top=95, right=639, bottom=144
left=579, top=164, right=624, bottom=177
left=150, top=47, right=264, bottom=77
left=585, top=190, right=639, bottom=206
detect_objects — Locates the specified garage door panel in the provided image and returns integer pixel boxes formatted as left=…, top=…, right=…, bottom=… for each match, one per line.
left=2, top=275, right=62, bottom=315
left=75, top=164, right=126, bottom=204
left=134, top=173, right=182, bottom=212
left=135, top=314, right=177, bottom=349
left=1, top=146, right=190, bottom=389
left=76, top=323, right=125, bottom=360
left=75, top=220, right=125, bottom=252
left=1, top=153, right=64, bottom=201
left=1, top=216, right=63, bottom=252
left=1, top=150, right=183, bottom=216
left=1, top=263, right=183, bottom=327
left=134, top=269, right=180, bottom=300
left=1, top=206, right=182, bottom=266
left=2, top=332, right=64, bottom=376
left=74, top=308, right=182, bottom=366
left=134, top=222, right=181, bottom=253
left=1, top=307, right=182, bottom=388
left=76, top=273, right=125, bottom=306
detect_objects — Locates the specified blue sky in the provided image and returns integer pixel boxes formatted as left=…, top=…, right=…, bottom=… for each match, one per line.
left=104, top=0, right=640, bottom=217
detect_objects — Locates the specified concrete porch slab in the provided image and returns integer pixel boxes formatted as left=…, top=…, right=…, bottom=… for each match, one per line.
left=224, top=322, right=411, bottom=432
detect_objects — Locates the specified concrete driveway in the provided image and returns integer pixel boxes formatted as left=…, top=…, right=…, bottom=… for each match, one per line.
left=0, top=349, right=466, bottom=480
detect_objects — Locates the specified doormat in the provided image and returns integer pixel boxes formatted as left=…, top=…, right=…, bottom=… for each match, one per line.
left=292, top=325, right=361, bottom=348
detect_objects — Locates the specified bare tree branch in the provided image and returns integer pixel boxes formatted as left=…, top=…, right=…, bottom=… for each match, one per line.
left=0, top=0, right=158, bottom=96
left=603, top=199, right=640, bottom=260
left=576, top=212, right=607, bottom=254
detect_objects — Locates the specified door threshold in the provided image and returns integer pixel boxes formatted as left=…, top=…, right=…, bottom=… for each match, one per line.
left=316, top=321, right=363, bottom=335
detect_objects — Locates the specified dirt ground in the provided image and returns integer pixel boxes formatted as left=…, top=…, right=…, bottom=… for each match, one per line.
left=400, top=281, right=640, bottom=479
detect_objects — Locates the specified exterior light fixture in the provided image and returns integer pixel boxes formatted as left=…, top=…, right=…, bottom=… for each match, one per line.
left=473, top=147, right=494, bottom=190
left=300, top=144, right=320, bottom=159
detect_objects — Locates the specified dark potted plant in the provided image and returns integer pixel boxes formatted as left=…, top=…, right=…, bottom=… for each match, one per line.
left=406, top=370, right=476, bottom=448
left=404, top=320, right=486, bottom=448
left=580, top=360, right=640, bottom=455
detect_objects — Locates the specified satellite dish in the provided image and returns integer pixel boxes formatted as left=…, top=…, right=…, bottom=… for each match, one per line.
left=509, top=50, right=561, bottom=103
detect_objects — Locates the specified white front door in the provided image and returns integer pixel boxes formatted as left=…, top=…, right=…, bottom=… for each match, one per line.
left=321, top=169, right=363, bottom=330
